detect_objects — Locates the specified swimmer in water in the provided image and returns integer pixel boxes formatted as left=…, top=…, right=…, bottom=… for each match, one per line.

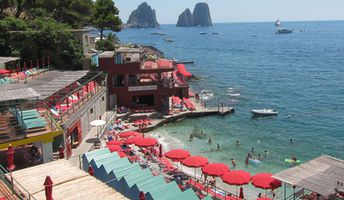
left=236, top=140, right=240, bottom=146
left=231, top=158, right=237, bottom=168
left=208, top=138, right=212, bottom=144
left=217, top=143, right=220, bottom=150
left=290, top=138, right=293, bottom=143
left=189, top=134, right=193, bottom=141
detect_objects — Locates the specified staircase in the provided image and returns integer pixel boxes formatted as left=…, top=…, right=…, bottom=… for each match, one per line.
left=0, top=177, right=20, bottom=200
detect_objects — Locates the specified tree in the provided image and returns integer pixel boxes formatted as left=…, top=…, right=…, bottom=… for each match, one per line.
left=92, top=0, right=121, bottom=40
left=95, top=32, right=119, bottom=51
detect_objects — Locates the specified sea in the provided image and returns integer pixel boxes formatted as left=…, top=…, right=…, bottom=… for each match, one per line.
left=115, top=21, right=344, bottom=197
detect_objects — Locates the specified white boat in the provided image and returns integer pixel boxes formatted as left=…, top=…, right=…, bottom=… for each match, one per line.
left=164, top=38, right=175, bottom=42
left=251, top=109, right=278, bottom=116
left=275, top=19, right=293, bottom=34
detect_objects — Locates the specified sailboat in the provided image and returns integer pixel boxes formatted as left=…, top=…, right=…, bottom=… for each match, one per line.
left=275, top=19, right=293, bottom=34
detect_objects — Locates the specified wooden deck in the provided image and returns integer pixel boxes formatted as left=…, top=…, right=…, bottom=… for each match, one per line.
left=10, top=159, right=128, bottom=200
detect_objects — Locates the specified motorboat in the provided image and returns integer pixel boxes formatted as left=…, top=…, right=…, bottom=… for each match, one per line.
left=251, top=109, right=278, bottom=116
left=164, top=38, right=175, bottom=42
left=276, top=28, right=293, bottom=34
left=275, top=19, right=292, bottom=34
left=200, top=32, right=207, bottom=35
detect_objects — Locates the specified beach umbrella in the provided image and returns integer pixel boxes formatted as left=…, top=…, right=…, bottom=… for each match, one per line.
left=202, top=163, right=230, bottom=177
left=239, top=187, right=244, bottom=199
left=0, top=69, right=10, bottom=75
left=117, top=151, right=126, bottom=158
left=119, top=131, right=141, bottom=138
left=134, top=138, right=157, bottom=147
left=164, top=149, right=190, bottom=161
left=123, top=136, right=143, bottom=145
left=106, top=140, right=123, bottom=146
left=88, top=165, right=94, bottom=176
left=222, top=170, right=251, bottom=186
left=181, top=155, right=209, bottom=179
left=7, top=144, right=16, bottom=171
left=44, top=176, right=53, bottom=200
left=106, top=145, right=122, bottom=152
left=251, top=173, right=282, bottom=190
left=222, top=170, right=250, bottom=196
left=90, top=119, right=106, bottom=126
left=159, top=144, right=163, bottom=158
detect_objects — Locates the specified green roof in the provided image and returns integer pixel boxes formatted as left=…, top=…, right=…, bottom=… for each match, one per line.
left=84, top=148, right=110, bottom=162
left=91, top=152, right=120, bottom=168
left=148, top=181, right=182, bottom=199
left=102, top=158, right=130, bottom=173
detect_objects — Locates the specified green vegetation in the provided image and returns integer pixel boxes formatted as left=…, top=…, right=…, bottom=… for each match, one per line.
left=0, top=0, right=122, bottom=69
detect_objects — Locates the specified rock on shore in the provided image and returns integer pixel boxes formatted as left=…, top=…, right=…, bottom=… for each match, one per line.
left=126, top=2, right=159, bottom=28
left=176, top=2, right=212, bottom=27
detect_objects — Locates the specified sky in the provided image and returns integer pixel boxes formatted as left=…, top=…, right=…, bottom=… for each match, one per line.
left=114, top=0, right=344, bottom=24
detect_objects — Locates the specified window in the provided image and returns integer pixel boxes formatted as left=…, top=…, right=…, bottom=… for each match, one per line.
left=102, top=96, right=105, bottom=102
left=128, top=74, right=138, bottom=86
left=125, top=57, right=131, bottom=62
left=90, top=108, right=93, bottom=114
left=113, top=75, right=125, bottom=87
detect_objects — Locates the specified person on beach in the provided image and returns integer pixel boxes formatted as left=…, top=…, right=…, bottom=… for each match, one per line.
left=257, top=154, right=261, bottom=160
left=258, top=193, right=262, bottom=198
left=189, top=134, right=193, bottom=141
left=264, top=150, right=269, bottom=157
left=245, top=157, right=249, bottom=165
left=208, top=138, right=212, bottom=144
left=231, top=158, right=237, bottom=168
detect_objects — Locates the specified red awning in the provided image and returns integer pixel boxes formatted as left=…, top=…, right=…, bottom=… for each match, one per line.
left=177, top=64, right=192, bottom=77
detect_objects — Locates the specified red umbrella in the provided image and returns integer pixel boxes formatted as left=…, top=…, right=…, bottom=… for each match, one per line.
left=139, top=191, right=145, bottom=200
left=0, top=69, right=10, bottom=75
left=134, top=138, right=157, bottom=147
left=239, top=187, right=244, bottom=199
left=182, top=155, right=208, bottom=179
left=7, top=144, right=15, bottom=171
left=159, top=144, right=163, bottom=158
left=44, top=176, right=53, bottom=200
left=119, top=131, right=141, bottom=138
left=107, top=145, right=122, bottom=152
left=202, top=163, right=230, bottom=177
left=106, top=140, right=123, bottom=145
left=164, top=149, right=190, bottom=161
left=222, top=170, right=251, bottom=186
left=117, top=151, right=126, bottom=158
left=251, top=173, right=273, bottom=182
left=251, top=173, right=282, bottom=190
left=182, top=156, right=208, bottom=168
left=123, top=136, right=143, bottom=145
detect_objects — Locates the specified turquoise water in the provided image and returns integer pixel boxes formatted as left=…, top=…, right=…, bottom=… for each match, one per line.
left=116, top=21, right=344, bottom=175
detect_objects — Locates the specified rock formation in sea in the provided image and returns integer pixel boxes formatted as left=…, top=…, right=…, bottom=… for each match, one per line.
left=176, top=2, right=212, bottom=27
left=126, top=2, right=159, bottom=28
left=192, top=2, right=212, bottom=26
left=176, top=9, right=194, bottom=27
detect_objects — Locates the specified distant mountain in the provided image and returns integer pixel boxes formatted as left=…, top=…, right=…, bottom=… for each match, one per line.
left=126, top=2, right=159, bottom=28
left=176, top=2, right=212, bottom=27
left=177, top=9, right=193, bottom=27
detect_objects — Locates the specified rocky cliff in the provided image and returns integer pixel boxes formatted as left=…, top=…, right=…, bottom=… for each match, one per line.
left=176, top=9, right=193, bottom=27
left=126, top=2, right=159, bottom=28
left=192, top=2, right=212, bottom=26
left=176, top=2, right=212, bottom=27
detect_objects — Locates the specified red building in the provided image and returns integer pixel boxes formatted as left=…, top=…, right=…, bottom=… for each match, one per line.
left=98, top=46, right=190, bottom=112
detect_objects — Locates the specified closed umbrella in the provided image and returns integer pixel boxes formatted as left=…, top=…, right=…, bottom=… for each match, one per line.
left=181, top=155, right=208, bottom=179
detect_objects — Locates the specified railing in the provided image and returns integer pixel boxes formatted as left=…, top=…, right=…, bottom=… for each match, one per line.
left=0, top=164, right=36, bottom=200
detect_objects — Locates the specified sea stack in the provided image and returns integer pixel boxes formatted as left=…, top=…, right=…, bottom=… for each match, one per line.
left=177, top=9, right=194, bottom=27
left=126, top=2, right=159, bottom=28
left=192, top=2, right=212, bottom=26
left=176, top=2, right=212, bottom=27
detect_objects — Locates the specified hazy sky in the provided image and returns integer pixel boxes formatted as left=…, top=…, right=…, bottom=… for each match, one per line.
left=114, top=0, right=344, bottom=24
